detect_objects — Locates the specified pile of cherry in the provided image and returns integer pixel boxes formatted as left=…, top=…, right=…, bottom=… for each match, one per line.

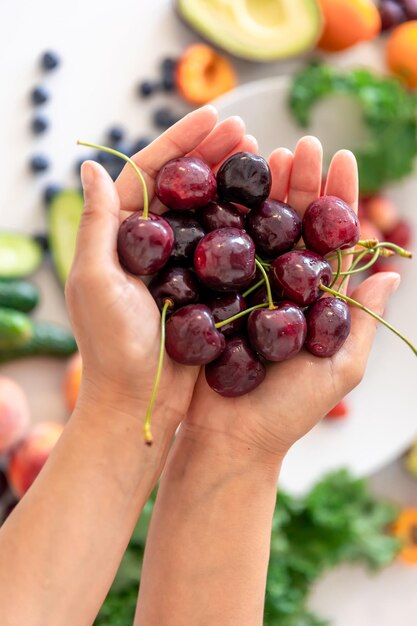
left=78, top=142, right=415, bottom=443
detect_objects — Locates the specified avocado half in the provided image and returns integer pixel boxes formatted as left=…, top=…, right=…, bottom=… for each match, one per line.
left=177, top=0, right=323, bottom=62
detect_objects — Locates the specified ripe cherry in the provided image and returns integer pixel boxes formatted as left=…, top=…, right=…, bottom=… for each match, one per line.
left=117, top=212, right=174, bottom=275
left=149, top=266, right=199, bottom=311
left=302, top=195, right=360, bottom=256
left=155, top=156, right=216, bottom=210
left=246, top=199, right=301, bottom=256
left=248, top=303, right=307, bottom=362
left=305, top=297, right=351, bottom=358
left=216, top=152, right=271, bottom=209
left=199, top=200, right=245, bottom=231
left=269, top=250, right=332, bottom=306
left=205, top=292, right=247, bottom=335
left=164, top=211, right=206, bottom=264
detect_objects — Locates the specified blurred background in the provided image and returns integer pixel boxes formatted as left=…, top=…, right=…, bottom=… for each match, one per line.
left=1, top=0, right=417, bottom=624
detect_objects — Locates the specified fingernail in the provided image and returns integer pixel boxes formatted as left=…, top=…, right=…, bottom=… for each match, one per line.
left=245, top=134, right=258, bottom=147
left=80, top=161, right=95, bottom=190
left=389, top=274, right=401, bottom=294
left=201, top=104, right=218, bottom=116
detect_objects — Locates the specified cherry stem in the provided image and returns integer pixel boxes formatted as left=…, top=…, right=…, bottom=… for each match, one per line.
left=335, top=248, right=381, bottom=277
left=337, top=249, right=369, bottom=292
left=329, top=248, right=343, bottom=288
left=215, top=303, right=269, bottom=329
left=242, top=278, right=266, bottom=298
left=143, top=299, right=173, bottom=445
left=255, top=258, right=275, bottom=310
left=77, top=140, right=150, bottom=219
left=320, top=284, right=417, bottom=358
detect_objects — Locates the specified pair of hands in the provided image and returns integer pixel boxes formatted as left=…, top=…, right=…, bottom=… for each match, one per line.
left=66, top=106, right=400, bottom=464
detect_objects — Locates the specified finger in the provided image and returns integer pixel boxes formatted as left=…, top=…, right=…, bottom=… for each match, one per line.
left=115, top=105, right=218, bottom=213
left=74, top=161, right=120, bottom=267
left=337, top=272, right=401, bottom=378
left=188, top=116, right=246, bottom=166
left=287, top=136, right=322, bottom=218
left=268, top=148, right=294, bottom=202
left=324, top=150, right=359, bottom=294
left=212, top=133, right=259, bottom=173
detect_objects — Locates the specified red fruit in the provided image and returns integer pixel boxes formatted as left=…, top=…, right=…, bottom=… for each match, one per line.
left=247, top=303, right=307, bottom=362
left=326, top=400, right=349, bottom=420
left=155, top=156, right=216, bottom=211
left=0, top=377, right=30, bottom=455
left=305, top=298, right=351, bottom=358
left=302, top=195, right=360, bottom=256
left=385, top=219, right=412, bottom=249
left=365, top=196, right=399, bottom=235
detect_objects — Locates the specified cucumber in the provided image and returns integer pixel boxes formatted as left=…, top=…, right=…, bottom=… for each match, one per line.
left=0, top=233, right=43, bottom=278
left=0, top=308, right=33, bottom=349
left=49, top=190, right=83, bottom=285
left=0, top=321, right=77, bottom=363
left=0, top=280, right=40, bottom=313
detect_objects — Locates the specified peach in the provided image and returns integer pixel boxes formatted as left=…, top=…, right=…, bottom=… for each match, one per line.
left=8, top=422, right=64, bottom=498
left=0, top=377, right=30, bottom=454
left=64, top=352, right=82, bottom=413
left=365, top=196, right=399, bottom=235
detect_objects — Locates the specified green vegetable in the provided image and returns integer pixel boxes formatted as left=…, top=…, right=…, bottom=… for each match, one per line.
left=0, top=232, right=43, bottom=279
left=95, top=472, right=400, bottom=626
left=289, top=62, right=417, bottom=193
left=0, top=280, right=40, bottom=313
left=48, top=190, right=83, bottom=285
left=0, top=321, right=77, bottom=362
left=0, top=308, right=33, bottom=348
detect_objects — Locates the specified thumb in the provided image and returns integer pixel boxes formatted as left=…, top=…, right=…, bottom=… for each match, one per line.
left=74, top=161, right=121, bottom=266
left=343, top=272, right=401, bottom=372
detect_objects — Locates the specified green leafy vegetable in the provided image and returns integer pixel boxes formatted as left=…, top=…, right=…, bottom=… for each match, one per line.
left=289, top=62, right=417, bottom=193
left=95, top=471, right=401, bottom=626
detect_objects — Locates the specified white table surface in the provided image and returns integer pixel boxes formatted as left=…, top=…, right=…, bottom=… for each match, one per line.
left=1, top=1, right=417, bottom=623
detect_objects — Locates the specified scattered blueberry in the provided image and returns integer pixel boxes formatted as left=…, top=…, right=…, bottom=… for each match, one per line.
left=31, top=85, right=49, bottom=105
left=130, top=137, right=152, bottom=154
left=41, top=50, right=60, bottom=71
left=107, top=126, right=125, bottom=144
left=43, top=183, right=62, bottom=204
left=153, top=107, right=182, bottom=130
left=31, top=115, right=49, bottom=134
left=30, top=155, right=49, bottom=173
left=33, top=233, right=50, bottom=251
left=161, top=57, right=177, bottom=92
left=138, top=80, right=159, bottom=98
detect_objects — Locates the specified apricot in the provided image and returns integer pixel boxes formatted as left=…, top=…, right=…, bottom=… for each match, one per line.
left=317, top=0, right=381, bottom=52
left=176, top=44, right=237, bottom=105
left=387, top=21, right=417, bottom=89
left=365, top=196, right=399, bottom=235
left=0, top=377, right=30, bottom=454
left=8, top=422, right=64, bottom=498
left=64, top=352, right=82, bottom=413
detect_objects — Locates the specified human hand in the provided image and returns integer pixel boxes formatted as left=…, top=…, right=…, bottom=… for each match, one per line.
left=184, top=137, right=401, bottom=461
left=66, top=107, right=258, bottom=436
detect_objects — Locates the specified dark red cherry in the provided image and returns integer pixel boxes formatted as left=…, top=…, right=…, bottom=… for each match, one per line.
left=155, top=156, right=217, bottom=210
left=205, top=335, right=266, bottom=397
left=246, top=200, right=302, bottom=256
left=163, top=211, right=206, bottom=264
left=247, top=285, right=269, bottom=308
left=216, top=152, right=272, bottom=209
left=379, top=1, right=407, bottom=30
left=199, top=200, right=245, bottom=231
left=165, top=304, right=225, bottom=365
left=270, top=250, right=332, bottom=306
left=302, top=195, right=360, bottom=256
left=117, top=211, right=174, bottom=276
left=305, top=297, right=351, bottom=358
left=194, top=227, right=256, bottom=292
left=205, top=292, right=247, bottom=336
left=403, top=0, right=417, bottom=20
left=148, top=266, right=199, bottom=311
left=247, top=303, right=307, bottom=362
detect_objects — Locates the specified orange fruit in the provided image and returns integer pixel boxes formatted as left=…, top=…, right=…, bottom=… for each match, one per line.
left=386, top=21, right=417, bottom=89
left=317, top=0, right=381, bottom=52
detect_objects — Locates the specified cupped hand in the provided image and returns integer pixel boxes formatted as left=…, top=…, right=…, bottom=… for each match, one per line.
left=65, top=106, right=258, bottom=433
left=184, top=137, right=400, bottom=460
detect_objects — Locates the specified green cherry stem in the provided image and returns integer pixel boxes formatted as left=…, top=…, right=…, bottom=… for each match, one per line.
left=215, top=303, right=269, bottom=329
left=143, top=299, right=173, bottom=445
left=329, top=248, right=343, bottom=288
left=77, top=140, right=150, bottom=219
left=320, top=284, right=417, bottom=358
left=337, top=249, right=369, bottom=292
left=334, top=248, right=381, bottom=278
left=255, top=258, right=275, bottom=310
left=242, top=277, right=266, bottom=298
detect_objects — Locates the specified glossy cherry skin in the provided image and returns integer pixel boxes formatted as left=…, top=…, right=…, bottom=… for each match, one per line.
left=269, top=250, right=333, bottom=307
left=199, top=200, right=245, bottom=231
left=117, top=211, right=174, bottom=276
left=163, top=211, right=206, bottom=264
left=155, top=156, right=217, bottom=211
left=248, top=303, right=307, bottom=362
left=194, top=227, right=256, bottom=292
left=247, top=285, right=269, bottom=308
left=205, top=335, right=266, bottom=397
left=305, top=297, right=351, bottom=358
left=216, top=152, right=272, bottom=209
left=148, top=266, right=199, bottom=311
left=246, top=200, right=302, bottom=256
left=302, top=195, right=360, bottom=256
left=165, top=304, right=226, bottom=365
left=205, top=292, right=247, bottom=336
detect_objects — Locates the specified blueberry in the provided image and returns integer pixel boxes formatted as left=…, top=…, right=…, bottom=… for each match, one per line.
left=41, top=50, right=60, bottom=71
left=31, top=85, right=49, bottom=105
left=130, top=137, right=152, bottom=154
left=153, top=107, right=181, bottom=130
left=31, top=115, right=49, bottom=134
left=33, top=233, right=50, bottom=251
left=107, top=126, right=125, bottom=144
left=30, top=155, right=49, bottom=173
left=161, top=57, right=177, bottom=92
left=138, top=80, right=159, bottom=98
left=43, top=184, right=62, bottom=205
